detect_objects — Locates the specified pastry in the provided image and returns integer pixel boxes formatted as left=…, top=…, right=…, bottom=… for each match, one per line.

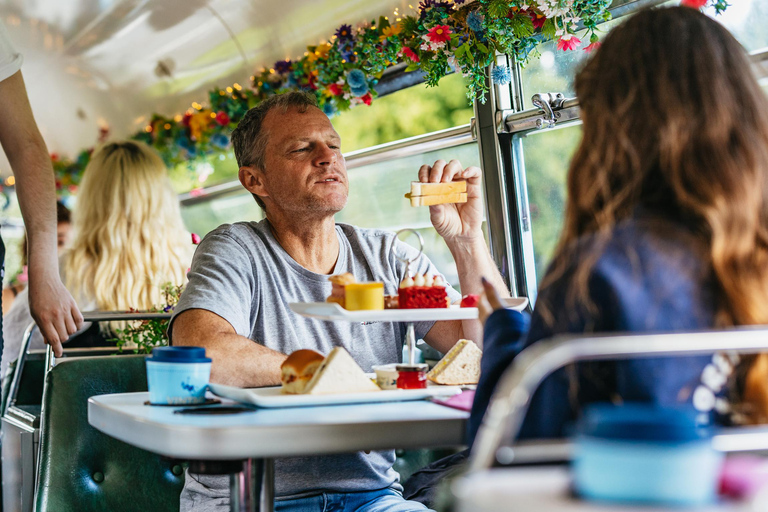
left=427, top=339, right=482, bottom=385
left=280, top=349, right=325, bottom=394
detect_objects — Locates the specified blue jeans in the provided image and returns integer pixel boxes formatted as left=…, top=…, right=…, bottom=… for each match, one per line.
left=275, top=487, right=433, bottom=512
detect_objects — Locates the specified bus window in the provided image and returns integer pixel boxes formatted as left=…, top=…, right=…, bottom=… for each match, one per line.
left=518, top=125, right=582, bottom=282
left=337, top=141, right=485, bottom=291
left=709, top=0, right=768, bottom=51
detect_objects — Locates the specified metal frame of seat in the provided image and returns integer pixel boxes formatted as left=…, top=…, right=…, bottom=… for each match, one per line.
left=1, top=312, right=170, bottom=512
left=466, top=327, right=768, bottom=475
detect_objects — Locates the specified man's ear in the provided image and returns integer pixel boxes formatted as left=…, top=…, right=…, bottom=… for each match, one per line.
left=239, top=166, right=268, bottom=199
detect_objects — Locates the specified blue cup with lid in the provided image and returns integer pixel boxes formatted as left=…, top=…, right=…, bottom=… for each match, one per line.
left=146, top=346, right=212, bottom=405
left=573, top=404, right=723, bottom=506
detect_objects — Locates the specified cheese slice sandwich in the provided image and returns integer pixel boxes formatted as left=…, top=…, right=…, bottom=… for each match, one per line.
left=303, top=347, right=381, bottom=394
left=405, top=181, right=467, bottom=207
left=427, top=339, right=482, bottom=385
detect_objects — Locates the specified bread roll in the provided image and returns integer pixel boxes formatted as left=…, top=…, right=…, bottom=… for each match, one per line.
left=281, top=349, right=325, bottom=394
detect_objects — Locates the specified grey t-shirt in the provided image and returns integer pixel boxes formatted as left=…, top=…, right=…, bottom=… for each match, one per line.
left=171, top=220, right=460, bottom=506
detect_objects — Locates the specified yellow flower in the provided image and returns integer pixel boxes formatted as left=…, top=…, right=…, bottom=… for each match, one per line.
left=189, top=111, right=212, bottom=140
left=315, top=43, right=332, bottom=60
left=379, top=23, right=403, bottom=41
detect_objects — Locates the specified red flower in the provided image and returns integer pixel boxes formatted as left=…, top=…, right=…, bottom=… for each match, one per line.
left=191, top=233, right=201, bottom=244
left=427, top=25, right=452, bottom=43
left=361, top=93, right=372, bottom=106
left=182, top=113, right=193, bottom=127
left=51, top=153, right=59, bottom=162
left=530, top=11, right=546, bottom=30
left=401, top=47, right=420, bottom=63
left=584, top=41, right=601, bottom=53
left=328, top=83, right=344, bottom=96
left=557, top=36, right=581, bottom=51
left=215, top=111, right=230, bottom=126
left=681, top=0, right=708, bottom=7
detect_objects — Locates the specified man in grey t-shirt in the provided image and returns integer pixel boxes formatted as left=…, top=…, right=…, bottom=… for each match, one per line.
left=171, top=92, right=510, bottom=512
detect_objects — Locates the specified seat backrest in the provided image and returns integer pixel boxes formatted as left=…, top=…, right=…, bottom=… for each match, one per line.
left=35, top=355, right=185, bottom=512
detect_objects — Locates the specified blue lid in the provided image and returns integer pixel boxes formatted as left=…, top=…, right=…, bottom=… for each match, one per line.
left=577, top=403, right=711, bottom=443
left=147, top=346, right=211, bottom=363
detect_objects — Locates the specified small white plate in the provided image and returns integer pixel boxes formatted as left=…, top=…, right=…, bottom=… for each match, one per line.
left=208, top=382, right=462, bottom=408
left=289, top=298, right=528, bottom=322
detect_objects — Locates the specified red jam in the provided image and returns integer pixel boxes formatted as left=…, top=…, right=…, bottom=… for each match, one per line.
left=396, top=364, right=428, bottom=389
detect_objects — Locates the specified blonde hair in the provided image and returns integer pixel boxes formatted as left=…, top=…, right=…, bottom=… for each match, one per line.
left=63, top=141, right=191, bottom=315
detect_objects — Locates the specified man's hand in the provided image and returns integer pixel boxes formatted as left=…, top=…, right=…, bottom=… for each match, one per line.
left=27, top=268, right=83, bottom=357
left=417, top=159, right=484, bottom=244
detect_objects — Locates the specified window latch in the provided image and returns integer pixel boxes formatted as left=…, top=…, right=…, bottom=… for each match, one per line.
left=531, top=93, right=565, bottom=129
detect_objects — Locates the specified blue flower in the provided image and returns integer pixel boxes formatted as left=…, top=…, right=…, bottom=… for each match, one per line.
left=350, top=82, right=369, bottom=97
left=491, top=65, right=512, bottom=86
left=211, top=133, right=230, bottom=149
left=323, top=101, right=338, bottom=117
left=347, top=69, right=367, bottom=88
left=467, top=11, right=485, bottom=34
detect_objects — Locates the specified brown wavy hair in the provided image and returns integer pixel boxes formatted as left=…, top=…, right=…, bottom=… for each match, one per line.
left=542, top=7, right=768, bottom=421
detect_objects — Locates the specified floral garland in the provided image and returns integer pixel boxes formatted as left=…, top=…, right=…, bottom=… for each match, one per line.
left=53, top=0, right=729, bottom=196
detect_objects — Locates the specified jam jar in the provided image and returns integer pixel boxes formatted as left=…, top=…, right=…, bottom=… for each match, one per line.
left=396, top=364, right=428, bottom=389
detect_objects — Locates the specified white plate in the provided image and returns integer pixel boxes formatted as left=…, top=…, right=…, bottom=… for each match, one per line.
left=208, top=382, right=463, bottom=408
left=289, top=298, right=528, bottom=322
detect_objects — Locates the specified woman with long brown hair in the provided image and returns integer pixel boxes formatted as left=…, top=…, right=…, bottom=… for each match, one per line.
left=469, top=4, right=768, bottom=444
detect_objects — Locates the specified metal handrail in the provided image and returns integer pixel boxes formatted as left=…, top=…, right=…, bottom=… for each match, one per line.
left=4, top=311, right=172, bottom=416
left=468, top=327, right=768, bottom=473
left=178, top=123, right=475, bottom=206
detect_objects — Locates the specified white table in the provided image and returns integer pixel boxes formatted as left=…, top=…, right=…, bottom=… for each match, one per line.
left=88, top=391, right=469, bottom=512
left=453, top=467, right=757, bottom=512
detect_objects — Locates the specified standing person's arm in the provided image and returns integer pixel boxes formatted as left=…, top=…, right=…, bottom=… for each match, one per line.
left=422, top=159, right=510, bottom=351
left=0, top=71, right=83, bottom=355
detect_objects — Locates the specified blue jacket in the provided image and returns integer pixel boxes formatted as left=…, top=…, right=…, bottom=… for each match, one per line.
left=468, top=213, right=716, bottom=445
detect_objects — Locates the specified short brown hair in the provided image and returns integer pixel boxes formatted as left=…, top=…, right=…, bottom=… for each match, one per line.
left=231, top=92, right=319, bottom=208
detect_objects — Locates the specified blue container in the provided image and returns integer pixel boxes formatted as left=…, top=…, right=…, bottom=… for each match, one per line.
left=146, top=346, right=212, bottom=405
left=573, top=404, right=723, bottom=506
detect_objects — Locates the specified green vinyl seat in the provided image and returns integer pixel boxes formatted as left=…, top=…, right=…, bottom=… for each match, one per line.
left=35, top=355, right=185, bottom=512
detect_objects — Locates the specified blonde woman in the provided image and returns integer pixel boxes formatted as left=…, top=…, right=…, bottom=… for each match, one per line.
left=2, top=141, right=192, bottom=379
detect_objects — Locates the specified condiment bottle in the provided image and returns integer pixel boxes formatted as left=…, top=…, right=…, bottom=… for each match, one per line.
left=396, top=363, right=428, bottom=389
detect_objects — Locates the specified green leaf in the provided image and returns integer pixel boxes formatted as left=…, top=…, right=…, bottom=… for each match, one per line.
left=541, top=18, right=557, bottom=40
left=476, top=41, right=489, bottom=53
left=378, top=16, right=390, bottom=30
left=405, top=62, right=420, bottom=72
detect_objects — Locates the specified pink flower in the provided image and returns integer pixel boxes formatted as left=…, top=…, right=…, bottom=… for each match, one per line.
left=557, top=35, right=581, bottom=52
left=681, top=0, right=708, bottom=8
left=215, top=111, right=230, bottom=126
left=189, top=187, right=205, bottom=197
left=191, top=233, right=201, bottom=244
left=427, top=25, right=452, bottom=44
left=584, top=41, right=601, bottom=53
left=401, top=47, right=420, bottom=63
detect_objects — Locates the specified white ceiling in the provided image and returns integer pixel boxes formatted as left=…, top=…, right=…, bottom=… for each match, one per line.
left=0, top=0, right=409, bottom=168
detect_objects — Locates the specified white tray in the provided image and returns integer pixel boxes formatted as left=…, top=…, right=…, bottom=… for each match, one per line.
left=289, top=298, right=528, bottom=322
left=208, top=382, right=462, bottom=408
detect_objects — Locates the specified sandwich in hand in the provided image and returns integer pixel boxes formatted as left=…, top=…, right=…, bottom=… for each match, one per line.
left=405, top=181, right=467, bottom=207
left=427, top=339, right=482, bottom=385
left=280, top=349, right=325, bottom=394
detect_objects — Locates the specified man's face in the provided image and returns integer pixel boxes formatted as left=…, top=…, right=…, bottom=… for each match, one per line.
left=257, top=106, right=348, bottom=215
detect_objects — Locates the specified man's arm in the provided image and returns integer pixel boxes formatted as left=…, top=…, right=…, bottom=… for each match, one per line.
left=172, top=308, right=287, bottom=387
left=421, top=159, right=510, bottom=352
left=0, top=71, right=82, bottom=355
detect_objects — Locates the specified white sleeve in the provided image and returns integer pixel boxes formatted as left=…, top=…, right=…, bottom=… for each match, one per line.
left=0, top=21, right=23, bottom=82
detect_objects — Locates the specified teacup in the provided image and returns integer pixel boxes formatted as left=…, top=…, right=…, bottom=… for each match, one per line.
left=372, top=363, right=399, bottom=390
left=146, top=346, right=212, bottom=405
